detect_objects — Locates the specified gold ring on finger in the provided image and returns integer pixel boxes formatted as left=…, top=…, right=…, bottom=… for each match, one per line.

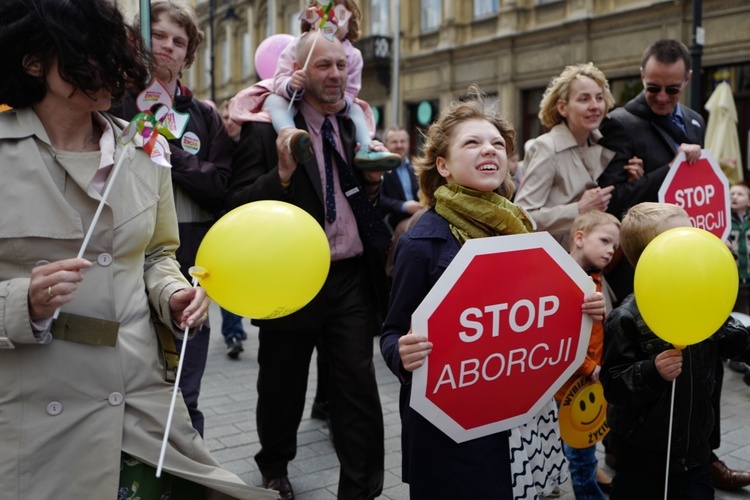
left=48, top=286, right=54, bottom=298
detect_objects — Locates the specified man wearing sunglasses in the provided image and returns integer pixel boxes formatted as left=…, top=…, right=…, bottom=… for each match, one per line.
left=598, top=39, right=704, bottom=222
left=596, top=39, right=706, bottom=304
left=597, top=39, right=750, bottom=493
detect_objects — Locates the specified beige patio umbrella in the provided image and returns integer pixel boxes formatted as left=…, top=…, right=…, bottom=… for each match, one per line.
left=705, top=81, right=744, bottom=183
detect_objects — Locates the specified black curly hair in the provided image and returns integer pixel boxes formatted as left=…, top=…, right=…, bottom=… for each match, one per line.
left=0, top=0, right=151, bottom=108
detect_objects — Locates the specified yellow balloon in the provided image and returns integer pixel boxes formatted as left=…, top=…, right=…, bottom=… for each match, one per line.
left=194, top=201, right=330, bottom=319
left=634, top=227, right=738, bottom=347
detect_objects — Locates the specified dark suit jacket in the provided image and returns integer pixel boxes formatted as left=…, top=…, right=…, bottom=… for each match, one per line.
left=227, top=113, right=389, bottom=329
left=598, top=91, right=706, bottom=220
left=380, top=162, right=419, bottom=231
left=597, top=92, right=705, bottom=303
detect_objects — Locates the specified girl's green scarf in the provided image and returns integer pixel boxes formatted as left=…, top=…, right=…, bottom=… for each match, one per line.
left=434, top=184, right=534, bottom=245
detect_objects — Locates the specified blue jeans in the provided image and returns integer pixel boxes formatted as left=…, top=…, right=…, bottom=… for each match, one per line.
left=564, top=443, right=605, bottom=500
left=220, top=307, right=245, bottom=342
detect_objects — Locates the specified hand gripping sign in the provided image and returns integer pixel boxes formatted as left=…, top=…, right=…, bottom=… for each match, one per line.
left=659, top=150, right=731, bottom=241
left=410, top=232, right=595, bottom=443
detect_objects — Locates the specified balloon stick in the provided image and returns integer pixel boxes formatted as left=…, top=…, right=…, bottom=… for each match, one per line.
left=156, top=275, right=199, bottom=478
left=287, top=30, right=321, bottom=111
left=663, top=374, right=677, bottom=499
left=52, top=143, right=134, bottom=320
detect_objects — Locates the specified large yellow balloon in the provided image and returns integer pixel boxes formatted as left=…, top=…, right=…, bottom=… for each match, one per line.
left=194, top=201, right=330, bottom=319
left=634, top=226, right=738, bottom=347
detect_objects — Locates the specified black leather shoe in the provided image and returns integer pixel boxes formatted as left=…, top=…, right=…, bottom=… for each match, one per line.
left=710, top=459, right=750, bottom=490
left=262, top=475, right=295, bottom=500
left=226, top=338, right=243, bottom=359
left=310, top=401, right=329, bottom=421
left=597, top=480, right=612, bottom=494
left=605, top=451, right=617, bottom=470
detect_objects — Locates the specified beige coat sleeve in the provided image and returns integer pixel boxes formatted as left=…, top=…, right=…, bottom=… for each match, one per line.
left=144, top=159, right=191, bottom=331
left=0, top=278, right=40, bottom=347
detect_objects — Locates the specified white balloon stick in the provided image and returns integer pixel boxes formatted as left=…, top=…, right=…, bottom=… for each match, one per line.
left=52, top=143, right=134, bottom=320
left=287, top=30, right=322, bottom=111
left=156, top=276, right=199, bottom=478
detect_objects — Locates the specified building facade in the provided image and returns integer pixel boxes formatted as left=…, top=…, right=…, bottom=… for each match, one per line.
left=123, top=0, right=750, bottom=173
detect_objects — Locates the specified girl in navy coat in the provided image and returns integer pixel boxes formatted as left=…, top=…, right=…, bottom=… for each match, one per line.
left=380, top=88, right=606, bottom=499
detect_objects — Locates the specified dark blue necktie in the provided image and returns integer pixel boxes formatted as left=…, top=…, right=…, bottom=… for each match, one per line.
left=321, top=118, right=391, bottom=251
left=668, top=112, right=687, bottom=136
left=322, top=119, right=337, bottom=223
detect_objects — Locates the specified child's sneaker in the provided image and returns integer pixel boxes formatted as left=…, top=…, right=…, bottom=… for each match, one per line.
left=288, top=129, right=314, bottom=164
left=354, top=147, right=401, bottom=171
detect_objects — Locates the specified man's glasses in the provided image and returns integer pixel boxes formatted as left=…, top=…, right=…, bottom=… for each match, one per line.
left=644, top=84, right=682, bottom=95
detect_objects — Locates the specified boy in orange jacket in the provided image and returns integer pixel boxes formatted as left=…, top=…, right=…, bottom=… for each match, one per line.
left=555, top=210, right=620, bottom=498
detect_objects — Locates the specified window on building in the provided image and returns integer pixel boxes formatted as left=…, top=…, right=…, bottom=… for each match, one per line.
left=474, top=0, right=498, bottom=18
left=371, top=0, right=389, bottom=35
left=609, top=77, right=641, bottom=107
left=288, top=10, right=302, bottom=36
left=408, top=100, right=439, bottom=153
left=222, top=37, right=230, bottom=84
left=259, top=6, right=271, bottom=39
left=421, top=0, right=441, bottom=32
left=184, top=64, right=195, bottom=89
left=241, top=31, right=252, bottom=79
left=520, top=87, right=545, bottom=157
left=203, top=45, right=211, bottom=92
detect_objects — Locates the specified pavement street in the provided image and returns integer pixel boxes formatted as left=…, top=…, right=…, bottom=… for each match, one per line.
left=201, top=302, right=750, bottom=499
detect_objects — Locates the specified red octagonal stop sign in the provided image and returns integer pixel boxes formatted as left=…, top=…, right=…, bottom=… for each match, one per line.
left=410, top=232, right=594, bottom=443
left=659, top=150, right=730, bottom=241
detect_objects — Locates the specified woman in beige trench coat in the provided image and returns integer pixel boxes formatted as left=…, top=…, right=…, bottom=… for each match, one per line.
left=0, top=0, right=275, bottom=498
left=514, top=63, right=644, bottom=250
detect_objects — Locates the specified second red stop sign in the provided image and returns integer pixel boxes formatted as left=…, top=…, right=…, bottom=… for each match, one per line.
left=411, top=232, right=594, bottom=443
left=658, top=150, right=731, bottom=241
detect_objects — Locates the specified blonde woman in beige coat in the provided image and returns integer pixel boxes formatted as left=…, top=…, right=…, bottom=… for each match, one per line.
left=0, top=0, right=275, bottom=498
left=515, top=63, right=644, bottom=250
left=514, top=62, right=647, bottom=499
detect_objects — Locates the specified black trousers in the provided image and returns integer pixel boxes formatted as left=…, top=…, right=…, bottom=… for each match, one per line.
left=254, top=258, right=384, bottom=499
left=610, top=461, right=713, bottom=500
left=174, top=325, right=210, bottom=436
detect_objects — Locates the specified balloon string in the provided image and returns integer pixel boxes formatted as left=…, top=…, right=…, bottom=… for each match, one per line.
left=287, top=30, right=321, bottom=111
left=52, top=143, right=133, bottom=321
left=156, top=275, right=199, bottom=478
left=664, top=378, right=677, bottom=500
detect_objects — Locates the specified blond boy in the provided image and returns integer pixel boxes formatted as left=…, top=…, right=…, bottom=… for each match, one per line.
left=601, top=202, right=750, bottom=498
left=557, top=211, right=620, bottom=498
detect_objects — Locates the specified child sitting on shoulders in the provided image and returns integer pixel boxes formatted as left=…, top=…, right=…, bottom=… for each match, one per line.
left=234, top=0, right=400, bottom=171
